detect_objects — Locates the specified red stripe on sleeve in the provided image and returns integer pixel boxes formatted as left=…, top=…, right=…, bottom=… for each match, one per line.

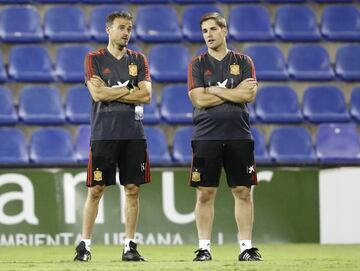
left=187, top=60, right=195, bottom=91
left=247, top=56, right=256, bottom=80
left=142, top=54, right=151, bottom=81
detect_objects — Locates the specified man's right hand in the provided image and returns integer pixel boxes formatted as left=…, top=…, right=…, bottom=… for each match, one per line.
left=239, top=78, right=258, bottom=89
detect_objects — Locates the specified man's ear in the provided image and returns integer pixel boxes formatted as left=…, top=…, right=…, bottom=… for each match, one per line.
left=105, top=26, right=111, bottom=35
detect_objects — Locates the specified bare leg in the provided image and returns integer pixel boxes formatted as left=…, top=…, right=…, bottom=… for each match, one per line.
left=124, top=184, right=140, bottom=239
left=195, top=187, right=217, bottom=240
left=231, top=186, right=253, bottom=240
left=81, top=185, right=106, bottom=239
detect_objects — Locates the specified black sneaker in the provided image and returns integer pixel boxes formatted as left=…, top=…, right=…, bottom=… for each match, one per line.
left=122, top=241, right=147, bottom=261
left=74, top=241, right=91, bottom=262
left=193, top=249, right=212, bottom=261
left=239, top=248, right=263, bottom=261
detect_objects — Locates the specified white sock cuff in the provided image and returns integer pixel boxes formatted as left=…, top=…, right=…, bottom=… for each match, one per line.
left=199, top=239, right=211, bottom=252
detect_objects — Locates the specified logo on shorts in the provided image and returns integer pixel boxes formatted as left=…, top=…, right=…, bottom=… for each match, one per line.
left=129, top=64, right=138, bottom=76
left=140, top=162, right=146, bottom=172
left=191, top=170, right=201, bottom=182
left=230, top=64, right=240, bottom=75
left=93, top=168, right=103, bottom=181
left=247, top=165, right=255, bottom=174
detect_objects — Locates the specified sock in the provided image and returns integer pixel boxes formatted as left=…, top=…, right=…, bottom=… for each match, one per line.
left=239, top=240, right=252, bottom=253
left=199, top=239, right=211, bottom=252
left=81, top=239, right=91, bottom=251
left=124, top=238, right=135, bottom=253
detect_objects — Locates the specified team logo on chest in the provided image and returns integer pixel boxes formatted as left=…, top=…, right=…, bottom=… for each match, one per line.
left=128, top=64, right=138, bottom=76
left=230, top=64, right=240, bottom=75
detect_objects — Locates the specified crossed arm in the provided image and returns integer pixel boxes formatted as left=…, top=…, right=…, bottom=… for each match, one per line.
left=87, top=75, right=151, bottom=104
left=188, top=78, right=258, bottom=109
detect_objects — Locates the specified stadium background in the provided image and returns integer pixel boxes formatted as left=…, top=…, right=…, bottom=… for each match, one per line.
left=0, top=0, right=360, bottom=254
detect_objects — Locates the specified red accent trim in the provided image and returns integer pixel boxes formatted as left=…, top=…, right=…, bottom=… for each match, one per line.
left=142, top=54, right=151, bottom=81
left=247, top=55, right=257, bottom=80
left=252, top=162, right=258, bottom=185
left=188, top=153, right=194, bottom=186
left=144, top=151, right=151, bottom=183
left=187, top=59, right=195, bottom=91
left=86, top=150, right=93, bottom=187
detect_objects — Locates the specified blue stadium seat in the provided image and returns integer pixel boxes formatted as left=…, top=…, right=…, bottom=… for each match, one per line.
left=287, top=45, right=334, bottom=81
left=66, top=86, right=91, bottom=124
left=0, top=52, right=6, bottom=83
left=251, top=127, right=271, bottom=164
left=321, top=5, right=360, bottom=41
left=315, top=0, right=354, bottom=2
left=0, top=128, right=28, bottom=164
left=269, top=127, right=317, bottom=164
left=74, top=125, right=90, bottom=164
left=8, top=45, right=55, bottom=82
left=144, top=127, right=172, bottom=166
left=160, top=84, right=193, bottom=124
left=0, top=6, right=43, bottom=43
left=335, top=44, right=360, bottom=81
left=229, top=5, right=274, bottom=41
left=218, top=0, right=260, bottom=2
left=144, top=93, right=161, bottom=125
left=173, top=0, right=215, bottom=4
left=172, top=127, right=193, bottom=165
left=0, top=0, right=31, bottom=2
left=84, top=0, right=127, bottom=3
left=316, top=123, right=360, bottom=164
left=19, top=86, right=66, bottom=125
left=350, top=86, right=360, bottom=122
left=90, top=5, right=130, bottom=43
left=129, top=0, right=169, bottom=3
left=265, top=0, right=306, bottom=2
left=44, top=6, right=90, bottom=42
left=302, top=86, right=350, bottom=123
left=244, top=45, right=288, bottom=81
left=274, top=5, right=321, bottom=41
left=136, top=5, right=182, bottom=42
left=30, top=128, right=76, bottom=164
left=255, top=86, right=303, bottom=123
left=35, top=0, right=80, bottom=2
left=149, top=44, right=190, bottom=82
left=0, top=87, right=18, bottom=125
left=56, top=45, right=94, bottom=83
left=182, top=5, right=222, bottom=42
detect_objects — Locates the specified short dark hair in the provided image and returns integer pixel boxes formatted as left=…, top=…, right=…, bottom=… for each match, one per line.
left=106, top=11, right=133, bottom=28
left=200, top=12, right=227, bottom=29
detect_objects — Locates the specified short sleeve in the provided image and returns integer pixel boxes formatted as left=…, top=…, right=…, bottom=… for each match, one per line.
left=187, top=57, right=204, bottom=91
left=137, top=53, right=151, bottom=82
left=84, top=53, right=100, bottom=85
left=242, top=55, right=256, bottom=80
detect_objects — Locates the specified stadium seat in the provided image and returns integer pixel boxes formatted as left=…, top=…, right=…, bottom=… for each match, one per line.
left=44, top=6, right=90, bottom=42
left=160, top=84, right=193, bottom=124
left=74, top=125, right=90, bottom=164
left=182, top=5, right=222, bottom=42
left=148, top=44, right=190, bottom=82
left=173, top=0, right=215, bottom=4
left=274, top=5, right=321, bottom=41
left=35, top=0, right=80, bottom=2
left=217, top=0, right=260, bottom=3
left=0, top=6, right=43, bottom=43
left=0, top=128, right=28, bottom=164
left=136, top=5, right=182, bottom=42
left=250, top=127, right=271, bottom=164
left=144, top=127, right=172, bottom=166
left=0, top=0, right=31, bottom=3
left=129, top=0, right=169, bottom=3
left=0, top=52, right=7, bottom=83
left=315, top=0, right=354, bottom=2
left=66, top=86, right=92, bottom=124
left=172, top=127, right=193, bottom=165
left=84, top=0, right=127, bottom=3
left=350, top=86, right=360, bottom=122
left=255, top=86, right=303, bottom=123
left=335, top=44, right=360, bottom=81
left=8, top=45, right=55, bottom=82
left=265, top=0, right=306, bottom=2
left=269, top=127, right=317, bottom=164
left=30, top=128, right=76, bottom=164
left=144, top=93, right=161, bottom=125
left=229, top=5, right=274, bottom=41
left=302, top=86, right=350, bottom=123
left=244, top=45, right=288, bottom=81
left=0, top=87, right=18, bottom=125
left=56, top=45, right=94, bottom=83
left=19, top=86, right=66, bottom=125
left=321, top=5, right=360, bottom=41
left=90, top=5, right=130, bottom=43
left=287, top=45, right=334, bottom=81
left=316, top=123, right=360, bottom=164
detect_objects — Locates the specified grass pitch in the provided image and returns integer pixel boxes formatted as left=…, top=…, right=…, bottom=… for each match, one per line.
left=1, top=244, right=360, bottom=271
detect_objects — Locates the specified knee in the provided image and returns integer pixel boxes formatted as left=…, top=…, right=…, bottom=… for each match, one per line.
left=197, top=188, right=216, bottom=204
left=125, top=184, right=140, bottom=199
left=233, top=186, right=251, bottom=201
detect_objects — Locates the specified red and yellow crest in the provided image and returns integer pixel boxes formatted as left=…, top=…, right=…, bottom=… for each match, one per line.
left=230, top=64, right=240, bottom=75
left=129, top=64, right=138, bottom=76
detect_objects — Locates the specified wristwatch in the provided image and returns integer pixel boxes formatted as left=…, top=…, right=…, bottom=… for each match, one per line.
left=127, top=84, right=134, bottom=94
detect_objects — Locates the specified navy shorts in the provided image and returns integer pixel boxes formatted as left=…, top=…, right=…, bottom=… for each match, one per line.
left=189, top=140, right=257, bottom=188
left=86, top=140, right=151, bottom=187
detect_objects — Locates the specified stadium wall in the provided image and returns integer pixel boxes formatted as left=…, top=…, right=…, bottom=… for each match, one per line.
left=0, top=168, right=359, bottom=246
